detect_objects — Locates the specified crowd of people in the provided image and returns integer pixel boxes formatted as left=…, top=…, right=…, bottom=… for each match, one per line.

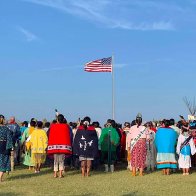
left=0, top=112, right=196, bottom=182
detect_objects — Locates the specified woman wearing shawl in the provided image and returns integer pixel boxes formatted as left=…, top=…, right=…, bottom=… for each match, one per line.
left=0, top=115, right=13, bottom=182
left=176, top=125, right=196, bottom=175
left=47, top=114, right=72, bottom=178
left=99, top=119, right=120, bottom=172
left=127, top=114, right=148, bottom=176
left=155, top=119, right=178, bottom=175
left=30, top=121, right=48, bottom=173
left=73, top=116, right=98, bottom=177
left=21, top=120, right=36, bottom=169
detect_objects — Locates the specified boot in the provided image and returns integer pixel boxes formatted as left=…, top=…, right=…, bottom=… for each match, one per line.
left=110, top=165, right=114, bottom=172
left=104, top=164, right=109, bottom=172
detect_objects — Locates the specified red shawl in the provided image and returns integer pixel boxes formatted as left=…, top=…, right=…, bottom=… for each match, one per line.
left=47, top=123, right=72, bottom=155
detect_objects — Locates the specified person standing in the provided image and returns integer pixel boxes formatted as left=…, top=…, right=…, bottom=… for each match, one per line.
left=155, top=119, right=178, bottom=175
left=43, top=122, right=50, bottom=133
left=123, top=122, right=132, bottom=170
left=170, top=119, right=181, bottom=136
left=73, top=117, right=98, bottom=177
left=176, top=125, right=196, bottom=175
left=146, top=122, right=156, bottom=172
left=92, top=121, right=102, bottom=169
left=118, top=123, right=126, bottom=161
left=21, top=120, right=36, bottom=169
left=47, top=114, right=72, bottom=178
left=127, top=113, right=148, bottom=176
left=99, top=119, right=120, bottom=172
left=19, top=121, right=28, bottom=139
left=190, top=126, right=196, bottom=168
left=7, top=116, right=21, bottom=167
left=30, top=121, right=48, bottom=173
left=0, top=115, right=13, bottom=182
left=71, top=122, right=78, bottom=140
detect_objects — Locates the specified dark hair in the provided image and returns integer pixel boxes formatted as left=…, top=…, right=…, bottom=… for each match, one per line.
left=0, top=115, right=5, bottom=125
left=111, top=120, right=116, bottom=128
left=82, top=116, right=91, bottom=130
left=146, top=121, right=153, bottom=128
left=107, top=119, right=112, bottom=124
left=52, top=119, right=57, bottom=124
left=63, top=118, right=67, bottom=124
left=80, top=120, right=84, bottom=126
left=30, top=120, right=36, bottom=127
left=69, top=122, right=73, bottom=127
left=83, top=116, right=91, bottom=123
left=176, top=121, right=182, bottom=129
left=131, top=120, right=136, bottom=126
left=30, top=118, right=37, bottom=122
left=182, top=124, right=189, bottom=133
left=92, top=121, right=100, bottom=128
left=44, top=122, right=50, bottom=128
left=57, top=114, right=64, bottom=123
left=0, top=114, right=5, bottom=119
left=37, top=121, right=43, bottom=129
left=22, top=121, right=28, bottom=127
left=71, top=122, right=77, bottom=129
left=116, top=123, right=122, bottom=129
left=170, top=119, right=175, bottom=126
left=136, top=117, right=142, bottom=127
left=163, top=119, right=170, bottom=127
left=124, top=122, right=131, bottom=128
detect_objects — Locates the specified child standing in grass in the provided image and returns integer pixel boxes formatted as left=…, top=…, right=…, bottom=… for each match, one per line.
left=176, top=125, right=196, bottom=175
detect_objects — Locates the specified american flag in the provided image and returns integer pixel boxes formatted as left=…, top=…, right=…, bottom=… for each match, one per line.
left=84, top=57, right=112, bottom=72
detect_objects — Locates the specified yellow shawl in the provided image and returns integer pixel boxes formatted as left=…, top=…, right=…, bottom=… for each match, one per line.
left=30, top=129, right=48, bottom=154
left=25, top=126, right=35, bottom=151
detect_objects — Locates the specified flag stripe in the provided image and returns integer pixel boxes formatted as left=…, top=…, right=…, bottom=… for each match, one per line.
left=85, top=69, right=111, bottom=72
left=85, top=67, right=111, bottom=69
left=84, top=57, right=112, bottom=72
left=85, top=66, right=111, bottom=68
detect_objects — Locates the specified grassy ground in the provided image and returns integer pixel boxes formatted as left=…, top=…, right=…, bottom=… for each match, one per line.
left=0, top=164, right=196, bottom=196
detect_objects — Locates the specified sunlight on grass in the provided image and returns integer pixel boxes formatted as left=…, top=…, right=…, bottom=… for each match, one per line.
left=0, top=166, right=196, bottom=196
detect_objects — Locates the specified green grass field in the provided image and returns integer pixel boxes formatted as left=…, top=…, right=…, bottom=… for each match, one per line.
left=0, top=164, right=196, bottom=196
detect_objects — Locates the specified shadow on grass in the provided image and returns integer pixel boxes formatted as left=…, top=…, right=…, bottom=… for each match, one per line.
left=0, top=192, right=24, bottom=196
left=68, top=165, right=182, bottom=177
left=8, top=162, right=185, bottom=180
left=72, top=194, right=98, bottom=196
left=7, top=167, right=52, bottom=181
left=64, top=162, right=130, bottom=176
left=72, top=193, right=139, bottom=196
left=9, top=165, right=28, bottom=171
left=65, top=170, right=81, bottom=176
left=121, top=191, right=139, bottom=196
left=11, top=165, right=127, bottom=178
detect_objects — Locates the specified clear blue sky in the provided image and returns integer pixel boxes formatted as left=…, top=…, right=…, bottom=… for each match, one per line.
left=0, top=0, right=196, bottom=124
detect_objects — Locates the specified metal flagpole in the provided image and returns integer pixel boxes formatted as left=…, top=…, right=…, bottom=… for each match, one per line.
left=108, top=130, right=111, bottom=170
left=112, top=55, right=115, bottom=120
